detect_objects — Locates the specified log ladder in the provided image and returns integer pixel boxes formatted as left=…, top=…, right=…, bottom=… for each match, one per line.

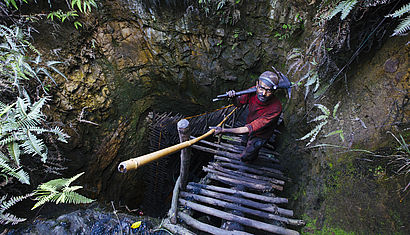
left=161, top=119, right=305, bottom=235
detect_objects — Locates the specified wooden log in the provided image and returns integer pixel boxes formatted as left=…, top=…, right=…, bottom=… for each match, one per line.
left=186, top=184, right=293, bottom=217
left=213, top=155, right=284, bottom=176
left=178, top=119, right=191, bottom=189
left=207, top=172, right=273, bottom=192
left=179, top=199, right=299, bottom=235
left=203, top=166, right=283, bottom=191
left=218, top=141, right=281, bottom=164
left=214, top=156, right=289, bottom=182
left=161, top=217, right=196, bottom=235
left=180, top=191, right=304, bottom=226
left=209, top=162, right=285, bottom=186
left=191, top=144, right=240, bottom=160
left=192, top=137, right=242, bottom=153
left=178, top=211, right=253, bottom=235
left=167, top=176, right=181, bottom=224
left=188, top=182, right=287, bottom=204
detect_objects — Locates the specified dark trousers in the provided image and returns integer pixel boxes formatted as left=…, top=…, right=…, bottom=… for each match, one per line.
left=240, top=135, right=267, bottom=162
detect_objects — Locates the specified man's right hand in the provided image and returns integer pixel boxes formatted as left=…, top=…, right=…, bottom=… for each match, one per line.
left=209, top=126, right=223, bottom=135
left=227, top=90, right=236, bottom=98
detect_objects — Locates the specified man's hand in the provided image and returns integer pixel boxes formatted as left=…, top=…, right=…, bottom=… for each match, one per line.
left=209, top=126, right=223, bottom=135
left=226, top=90, right=236, bottom=98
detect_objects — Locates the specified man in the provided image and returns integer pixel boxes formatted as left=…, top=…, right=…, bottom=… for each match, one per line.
left=213, top=71, right=282, bottom=162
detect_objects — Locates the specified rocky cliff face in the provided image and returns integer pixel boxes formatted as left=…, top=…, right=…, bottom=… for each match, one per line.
left=33, top=0, right=408, bottom=233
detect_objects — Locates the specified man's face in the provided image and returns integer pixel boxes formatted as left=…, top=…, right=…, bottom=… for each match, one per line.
left=256, top=80, right=274, bottom=102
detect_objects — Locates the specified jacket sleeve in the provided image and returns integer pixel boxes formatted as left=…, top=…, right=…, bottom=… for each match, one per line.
left=246, top=102, right=282, bottom=135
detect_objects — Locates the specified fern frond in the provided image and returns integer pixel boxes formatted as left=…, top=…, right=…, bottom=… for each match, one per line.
left=0, top=136, right=14, bottom=146
left=299, top=120, right=327, bottom=141
left=63, top=191, right=94, bottom=204
left=308, top=115, right=328, bottom=123
left=7, top=142, right=21, bottom=166
left=333, top=101, right=341, bottom=118
left=32, top=172, right=93, bottom=210
left=341, top=0, right=358, bottom=20
left=0, top=158, right=30, bottom=184
left=392, top=15, right=410, bottom=36
left=306, top=121, right=328, bottom=146
left=314, top=104, right=330, bottom=116
left=21, top=131, right=47, bottom=161
left=328, top=1, right=346, bottom=20
left=0, top=212, right=26, bottom=225
left=26, top=97, right=47, bottom=122
left=386, top=3, right=410, bottom=18
left=0, top=194, right=32, bottom=212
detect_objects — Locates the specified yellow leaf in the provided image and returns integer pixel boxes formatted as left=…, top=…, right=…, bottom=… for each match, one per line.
left=131, top=221, right=142, bottom=229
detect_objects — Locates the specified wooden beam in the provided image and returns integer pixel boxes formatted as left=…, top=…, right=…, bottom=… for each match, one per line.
left=178, top=211, right=253, bottom=235
left=191, top=137, right=242, bottom=153
left=207, top=172, right=273, bottom=192
left=161, top=217, right=196, bottom=235
left=180, top=191, right=304, bottom=226
left=213, top=155, right=284, bottom=176
left=191, top=144, right=240, bottom=159
left=209, top=162, right=285, bottom=185
left=203, top=166, right=283, bottom=191
left=214, top=156, right=290, bottom=181
left=167, top=176, right=181, bottom=224
left=188, top=182, right=287, bottom=204
left=179, top=199, right=299, bottom=235
left=186, top=184, right=293, bottom=217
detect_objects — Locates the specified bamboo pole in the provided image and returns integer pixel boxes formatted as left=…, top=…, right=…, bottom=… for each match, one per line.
left=118, top=108, right=237, bottom=172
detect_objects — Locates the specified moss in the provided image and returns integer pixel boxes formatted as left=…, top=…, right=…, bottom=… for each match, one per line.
left=302, top=215, right=354, bottom=235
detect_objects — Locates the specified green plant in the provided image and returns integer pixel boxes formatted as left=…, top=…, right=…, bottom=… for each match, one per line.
left=299, top=102, right=344, bottom=146
left=327, top=0, right=358, bottom=20
left=0, top=193, right=32, bottom=225
left=32, top=172, right=94, bottom=210
left=386, top=3, right=410, bottom=36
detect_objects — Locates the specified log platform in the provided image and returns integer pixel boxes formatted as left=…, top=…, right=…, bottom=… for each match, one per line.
left=162, top=133, right=305, bottom=235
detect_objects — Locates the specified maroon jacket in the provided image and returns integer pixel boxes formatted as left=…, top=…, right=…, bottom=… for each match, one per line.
left=235, top=88, right=282, bottom=139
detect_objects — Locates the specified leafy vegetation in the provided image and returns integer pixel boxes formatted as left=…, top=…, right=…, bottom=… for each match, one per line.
left=299, top=102, right=344, bottom=146
left=32, top=172, right=94, bottom=210
left=1, top=0, right=96, bottom=226
left=386, top=2, right=410, bottom=36
left=327, top=0, right=358, bottom=20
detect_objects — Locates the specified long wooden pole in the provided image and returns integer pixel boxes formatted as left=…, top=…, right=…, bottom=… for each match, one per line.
left=118, top=107, right=237, bottom=173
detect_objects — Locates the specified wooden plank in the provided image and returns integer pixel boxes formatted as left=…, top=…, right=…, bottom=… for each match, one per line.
left=161, top=217, right=196, bottom=235
left=192, top=137, right=242, bottom=153
left=207, top=173, right=273, bottom=192
left=213, top=155, right=284, bottom=176
left=214, top=156, right=290, bottom=181
left=179, top=199, right=299, bottom=235
left=178, top=211, right=253, bottom=235
left=167, top=176, right=181, bottom=224
left=209, top=162, right=285, bottom=185
left=203, top=166, right=283, bottom=191
left=191, top=144, right=240, bottom=159
left=180, top=191, right=305, bottom=226
left=186, top=184, right=293, bottom=217
left=188, top=182, right=287, bottom=204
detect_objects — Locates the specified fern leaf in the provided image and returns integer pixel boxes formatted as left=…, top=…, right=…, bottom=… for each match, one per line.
left=308, top=114, right=328, bottom=123
left=314, top=104, right=330, bottom=116
left=328, top=1, right=346, bottom=20
left=341, top=0, right=358, bottom=20
left=325, top=129, right=343, bottom=137
left=31, top=193, right=57, bottom=210
left=0, top=158, right=30, bottom=184
left=0, top=136, right=14, bottom=146
left=305, top=73, right=318, bottom=87
left=21, top=131, right=47, bottom=161
left=64, top=191, right=94, bottom=204
left=313, top=76, right=320, bottom=92
left=299, top=120, right=326, bottom=141
left=7, top=142, right=20, bottom=167
left=27, top=97, right=47, bottom=121
left=1, top=194, right=32, bottom=212
left=64, top=172, right=85, bottom=188
left=333, top=101, right=341, bottom=118
left=386, top=3, right=410, bottom=18
left=392, top=15, right=410, bottom=36
left=306, top=121, right=328, bottom=146
left=0, top=212, right=26, bottom=225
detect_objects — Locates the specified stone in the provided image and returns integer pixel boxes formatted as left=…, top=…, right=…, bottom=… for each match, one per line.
left=384, top=58, right=399, bottom=73
left=215, top=28, right=225, bottom=37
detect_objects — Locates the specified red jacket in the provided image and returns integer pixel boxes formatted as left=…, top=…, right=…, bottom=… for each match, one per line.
left=235, top=89, right=282, bottom=139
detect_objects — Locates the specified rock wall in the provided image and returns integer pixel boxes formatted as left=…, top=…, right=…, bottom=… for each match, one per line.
left=32, top=0, right=408, bottom=233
